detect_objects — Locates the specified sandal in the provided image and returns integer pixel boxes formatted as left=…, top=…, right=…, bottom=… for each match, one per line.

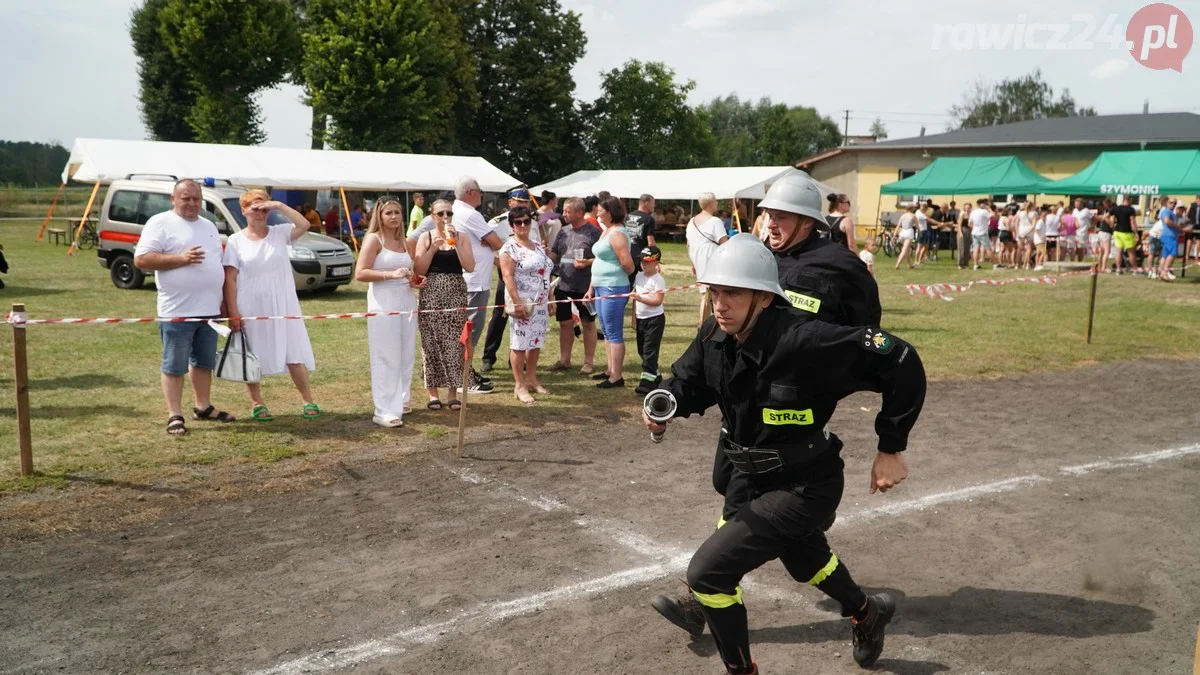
left=251, top=404, right=274, bottom=421
left=531, top=384, right=549, bottom=395
left=193, top=405, right=236, bottom=423
left=427, top=399, right=444, bottom=411
left=403, top=406, right=413, bottom=415
left=302, top=403, right=321, bottom=418
left=166, top=415, right=188, bottom=436
left=448, top=399, right=462, bottom=411
left=547, top=362, right=570, bottom=372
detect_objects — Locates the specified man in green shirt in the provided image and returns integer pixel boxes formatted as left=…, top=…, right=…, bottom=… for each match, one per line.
left=409, top=192, right=426, bottom=233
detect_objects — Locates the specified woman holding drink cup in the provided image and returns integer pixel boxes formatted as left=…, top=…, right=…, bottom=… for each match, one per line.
left=413, top=199, right=475, bottom=411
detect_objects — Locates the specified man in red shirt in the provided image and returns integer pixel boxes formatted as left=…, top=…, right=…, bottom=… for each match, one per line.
left=323, top=206, right=340, bottom=237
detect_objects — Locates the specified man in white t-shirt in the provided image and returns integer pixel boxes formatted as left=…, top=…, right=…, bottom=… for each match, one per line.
left=967, top=199, right=992, bottom=270
left=1071, top=198, right=1096, bottom=260
left=133, top=179, right=235, bottom=435
left=452, top=176, right=504, bottom=393
left=686, top=192, right=729, bottom=325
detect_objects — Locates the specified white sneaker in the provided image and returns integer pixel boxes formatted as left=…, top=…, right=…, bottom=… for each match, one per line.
left=1164, top=271, right=1177, bottom=281
left=973, top=265, right=980, bottom=271
left=992, top=264, right=1001, bottom=270
left=1033, top=265, right=1045, bottom=271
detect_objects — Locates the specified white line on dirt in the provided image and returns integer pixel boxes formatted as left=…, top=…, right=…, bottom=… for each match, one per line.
left=256, top=443, right=1198, bottom=674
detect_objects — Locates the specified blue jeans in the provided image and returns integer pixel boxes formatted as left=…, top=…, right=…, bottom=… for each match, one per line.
left=160, top=319, right=219, bottom=376
left=594, top=285, right=630, bottom=344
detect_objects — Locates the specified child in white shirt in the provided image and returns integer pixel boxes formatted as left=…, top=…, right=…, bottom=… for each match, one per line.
left=632, top=245, right=666, bottom=395
left=858, top=239, right=877, bottom=278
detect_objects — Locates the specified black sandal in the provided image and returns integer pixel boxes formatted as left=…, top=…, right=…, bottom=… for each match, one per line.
left=166, top=415, right=188, bottom=436
left=193, top=405, right=236, bottom=423
left=448, top=399, right=462, bottom=411
left=427, top=399, right=444, bottom=411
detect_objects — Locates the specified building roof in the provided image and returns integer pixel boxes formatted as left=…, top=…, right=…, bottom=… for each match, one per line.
left=796, top=112, right=1200, bottom=168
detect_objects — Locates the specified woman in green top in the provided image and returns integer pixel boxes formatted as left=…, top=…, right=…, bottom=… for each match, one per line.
left=584, top=196, right=635, bottom=388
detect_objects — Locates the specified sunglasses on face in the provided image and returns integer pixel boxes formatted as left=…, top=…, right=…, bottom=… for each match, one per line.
left=434, top=210, right=453, bottom=218
left=377, top=196, right=401, bottom=205
left=511, top=218, right=532, bottom=226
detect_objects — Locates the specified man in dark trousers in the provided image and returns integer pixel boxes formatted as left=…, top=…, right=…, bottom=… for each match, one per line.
left=644, top=234, right=925, bottom=673
left=649, top=170, right=882, bottom=637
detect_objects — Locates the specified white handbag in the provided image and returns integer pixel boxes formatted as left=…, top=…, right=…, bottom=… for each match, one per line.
left=216, top=330, right=262, bottom=384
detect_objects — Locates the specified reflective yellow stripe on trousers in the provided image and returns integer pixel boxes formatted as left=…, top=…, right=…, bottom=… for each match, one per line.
left=806, top=553, right=839, bottom=585
left=692, top=585, right=744, bottom=609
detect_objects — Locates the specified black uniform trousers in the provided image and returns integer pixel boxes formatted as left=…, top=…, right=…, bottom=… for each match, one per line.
left=686, top=467, right=867, bottom=671
left=481, top=277, right=507, bottom=365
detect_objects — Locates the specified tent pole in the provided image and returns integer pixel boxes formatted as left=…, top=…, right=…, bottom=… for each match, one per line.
left=66, top=181, right=102, bottom=256
left=339, top=187, right=358, bottom=252
left=36, top=182, right=66, bottom=241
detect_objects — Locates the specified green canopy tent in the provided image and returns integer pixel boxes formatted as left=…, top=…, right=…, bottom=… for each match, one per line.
left=880, top=156, right=1049, bottom=196
left=1037, top=149, right=1200, bottom=195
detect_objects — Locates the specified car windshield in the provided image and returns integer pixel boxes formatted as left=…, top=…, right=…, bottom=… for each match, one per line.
left=223, top=198, right=292, bottom=228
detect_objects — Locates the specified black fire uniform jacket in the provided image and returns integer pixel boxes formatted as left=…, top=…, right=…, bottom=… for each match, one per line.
left=665, top=305, right=925, bottom=494
left=775, top=234, right=880, bottom=327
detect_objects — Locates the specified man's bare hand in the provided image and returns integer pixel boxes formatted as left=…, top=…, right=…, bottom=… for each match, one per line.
left=870, top=451, right=908, bottom=494
left=180, top=246, right=205, bottom=265
left=642, top=410, right=667, bottom=435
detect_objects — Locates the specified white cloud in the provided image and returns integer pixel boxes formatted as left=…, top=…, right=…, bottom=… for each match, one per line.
left=1090, top=58, right=1131, bottom=81
left=683, top=0, right=780, bottom=31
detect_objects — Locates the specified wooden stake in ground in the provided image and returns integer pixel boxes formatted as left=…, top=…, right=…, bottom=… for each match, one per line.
left=455, top=320, right=473, bottom=458
left=11, top=303, right=33, bottom=476
left=67, top=180, right=102, bottom=256
left=1085, top=267, right=1099, bottom=344
left=338, top=187, right=359, bottom=252
left=35, top=182, right=66, bottom=242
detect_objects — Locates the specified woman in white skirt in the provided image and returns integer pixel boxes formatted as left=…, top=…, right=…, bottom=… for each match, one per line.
left=893, top=205, right=918, bottom=269
left=222, top=189, right=319, bottom=421
left=355, top=196, right=419, bottom=428
left=498, top=205, right=552, bottom=405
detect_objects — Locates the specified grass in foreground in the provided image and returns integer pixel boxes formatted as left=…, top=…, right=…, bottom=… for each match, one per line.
left=0, top=219, right=1197, bottom=493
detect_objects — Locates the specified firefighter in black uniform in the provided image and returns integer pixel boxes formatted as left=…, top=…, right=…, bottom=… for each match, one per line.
left=643, top=234, right=926, bottom=673
left=651, top=171, right=882, bottom=633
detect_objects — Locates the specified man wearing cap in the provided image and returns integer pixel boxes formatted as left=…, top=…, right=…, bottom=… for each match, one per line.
left=643, top=233, right=925, bottom=673
left=481, top=188, right=538, bottom=373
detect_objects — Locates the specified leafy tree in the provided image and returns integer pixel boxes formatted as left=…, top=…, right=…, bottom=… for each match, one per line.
left=130, top=0, right=196, bottom=142
left=452, top=0, right=586, bottom=183
left=299, top=0, right=471, bottom=153
left=701, top=95, right=841, bottom=166
left=869, top=117, right=888, bottom=140
left=584, top=60, right=716, bottom=170
left=153, top=0, right=302, bottom=144
left=950, top=69, right=1096, bottom=129
left=0, top=141, right=70, bottom=186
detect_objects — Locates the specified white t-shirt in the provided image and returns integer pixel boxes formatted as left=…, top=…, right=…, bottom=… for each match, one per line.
left=134, top=210, right=225, bottom=318
left=1017, top=211, right=1035, bottom=238
left=1149, top=220, right=1164, bottom=239
left=1033, top=217, right=1047, bottom=245
left=968, top=207, right=991, bottom=237
left=634, top=271, right=666, bottom=319
left=858, top=249, right=875, bottom=267
left=686, top=215, right=727, bottom=281
left=915, top=210, right=929, bottom=231
left=1072, top=208, right=1095, bottom=235
left=899, top=213, right=916, bottom=231
left=453, top=199, right=498, bottom=292
left=1044, top=211, right=1061, bottom=236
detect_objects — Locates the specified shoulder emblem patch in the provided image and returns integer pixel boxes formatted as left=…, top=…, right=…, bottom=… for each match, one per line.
left=862, top=328, right=894, bottom=354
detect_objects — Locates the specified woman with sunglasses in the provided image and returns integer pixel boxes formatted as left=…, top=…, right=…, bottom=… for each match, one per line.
left=355, top=196, right=421, bottom=428
left=498, top=206, right=553, bottom=404
left=413, top=199, right=475, bottom=411
left=825, top=193, right=857, bottom=252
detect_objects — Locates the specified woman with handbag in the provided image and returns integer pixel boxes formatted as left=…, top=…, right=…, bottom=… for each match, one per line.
left=355, top=196, right=420, bottom=428
left=413, top=199, right=475, bottom=412
left=498, top=206, right=552, bottom=405
left=221, top=189, right=319, bottom=421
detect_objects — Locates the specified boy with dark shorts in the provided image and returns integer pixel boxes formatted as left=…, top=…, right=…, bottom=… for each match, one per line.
left=632, top=246, right=667, bottom=395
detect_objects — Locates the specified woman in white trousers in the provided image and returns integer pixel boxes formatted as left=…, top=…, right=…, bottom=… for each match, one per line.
left=355, top=196, right=421, bottom=428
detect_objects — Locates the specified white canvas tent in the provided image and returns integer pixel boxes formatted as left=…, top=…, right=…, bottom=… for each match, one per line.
left=531, top=167, right=834, bottom=201
left=61, top=138, right=522, bottom=192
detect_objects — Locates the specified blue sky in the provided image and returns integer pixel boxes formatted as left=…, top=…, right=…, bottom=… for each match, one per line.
left=2, top=0, right=1198, bottom=149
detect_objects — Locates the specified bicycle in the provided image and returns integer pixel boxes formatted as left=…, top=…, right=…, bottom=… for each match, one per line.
left=874, top=216, right=898, bottom=257
left=71, top=217, right=99, bottom=250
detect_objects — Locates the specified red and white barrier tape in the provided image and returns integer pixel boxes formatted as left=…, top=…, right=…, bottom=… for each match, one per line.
left=4, top=284, right=703, bottom=327
left=906, top=261, right=1199, bottom=301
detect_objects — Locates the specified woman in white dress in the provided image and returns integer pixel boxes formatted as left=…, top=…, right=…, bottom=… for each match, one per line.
left=893, top=205, right=918, bottom=270
left=222, top=189, right=319, bottom=421
left=355, top=196, right=420, bottom=428
left=498, top=206, right=552, bottom=405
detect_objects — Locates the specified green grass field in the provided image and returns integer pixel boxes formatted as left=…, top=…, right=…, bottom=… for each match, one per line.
left=1, top=217, right=1197, bottom=493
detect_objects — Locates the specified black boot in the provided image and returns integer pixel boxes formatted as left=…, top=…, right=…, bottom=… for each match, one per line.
left=851, top=593, right=896, bottom=668
left=650, top=591, right=706, bottom=637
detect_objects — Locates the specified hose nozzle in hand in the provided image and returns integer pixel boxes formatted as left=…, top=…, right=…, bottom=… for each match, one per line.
left=643, top=389, right=677, bottom=444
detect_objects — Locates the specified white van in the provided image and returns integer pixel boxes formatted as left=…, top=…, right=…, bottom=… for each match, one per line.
left=96, top=178, right=356, bottom=291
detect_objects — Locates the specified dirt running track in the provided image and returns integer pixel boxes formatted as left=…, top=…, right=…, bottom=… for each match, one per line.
left=2, top=359, right=1199, bottom=674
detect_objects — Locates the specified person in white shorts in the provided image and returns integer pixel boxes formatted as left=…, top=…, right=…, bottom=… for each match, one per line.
left=1071, top=198, right=1095, bottom=262
left=894, top=205, right=918, bottom=269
